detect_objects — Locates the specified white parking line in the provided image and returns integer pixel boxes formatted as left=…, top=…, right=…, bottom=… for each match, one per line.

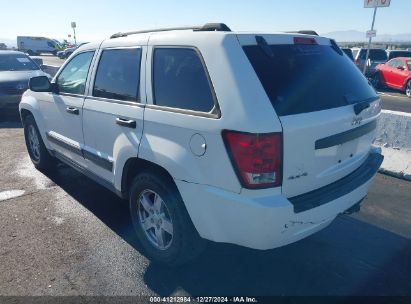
left=0, top=190, right=25, bottom=202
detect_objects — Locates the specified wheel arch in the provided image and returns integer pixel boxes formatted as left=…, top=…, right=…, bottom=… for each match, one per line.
left=19, top=97, right=51, bottom=149
left=120, top=157, right=177, bottom=200
left=402, top=76, right=411, bottom=91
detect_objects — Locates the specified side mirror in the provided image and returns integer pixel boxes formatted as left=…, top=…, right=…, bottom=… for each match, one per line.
left=29, top=76, right=58, bottom=93
left=397, top=66, right=405, bottom=71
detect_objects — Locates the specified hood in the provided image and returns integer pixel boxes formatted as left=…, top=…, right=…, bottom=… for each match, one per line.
left=0, top=70, right=47, bottom=83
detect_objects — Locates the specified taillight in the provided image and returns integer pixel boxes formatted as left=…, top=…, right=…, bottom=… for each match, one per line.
left=222, top=131, right=283, bottom=189
left=293, top=37, right=317, bottom=45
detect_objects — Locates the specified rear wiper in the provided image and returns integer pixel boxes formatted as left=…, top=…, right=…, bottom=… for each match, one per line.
left=344, top=95, right=378, bottom=115
left=353, top=101, right=370, bottom=115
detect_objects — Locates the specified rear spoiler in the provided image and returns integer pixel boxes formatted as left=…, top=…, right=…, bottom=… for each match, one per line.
left=285, top=30, right=319, bottom=36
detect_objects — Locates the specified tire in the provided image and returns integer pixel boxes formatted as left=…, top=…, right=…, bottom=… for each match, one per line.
left=406, top=80, right=411, bottom=98
left=371, top=72, right=381, bottom=89
left=23, top=115, right=54, bottom=171
left=129, top=172, right=205, bottom=266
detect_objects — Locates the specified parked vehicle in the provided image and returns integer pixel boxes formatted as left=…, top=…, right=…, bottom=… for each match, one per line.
left=17, top=36, right=61, bottom=56
left=57, top=42, right=89, bottom=59
left=352, top=48, right=388, bottom=76
left=0, top=51, right=49, bottom=111
left=386, top=50, right=411, bottom=60
left=372, top=57, right=411, bottom=97
left=341, top=48, right=354, bottom=61
left=20, top=23, right=383, bottom=266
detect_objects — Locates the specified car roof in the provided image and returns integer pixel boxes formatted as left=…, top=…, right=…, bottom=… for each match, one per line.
left=75, top=28, right=328, bottom=53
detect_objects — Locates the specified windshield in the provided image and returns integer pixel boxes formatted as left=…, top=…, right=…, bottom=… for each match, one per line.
left=359, top=49, right=387, bottom=61
left=243, top=43, right=378, bottom=116
left=0, top=54, right=39, bottom=71
left=407, top=60, right=411, bottom=70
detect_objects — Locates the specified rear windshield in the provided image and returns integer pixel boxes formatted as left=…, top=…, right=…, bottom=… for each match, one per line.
left=359, top=49, right=387, bottom=61
left=388, top=51, right=411, bottom=60
left=243, top=43, right=378, bottom=116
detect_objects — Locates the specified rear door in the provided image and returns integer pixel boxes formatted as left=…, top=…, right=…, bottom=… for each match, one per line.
left=390, top=59, right=408, bottom=88
left=239, top=34, right=381, bottom=197
left=82, top=46, right=146, bottom=184
left=384, top=59, right=400, bottom=87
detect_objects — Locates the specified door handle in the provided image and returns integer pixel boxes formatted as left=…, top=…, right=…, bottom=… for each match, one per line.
left=66, top=107, right=79, bottom=115
left=116, top=117, right=136, bottom=129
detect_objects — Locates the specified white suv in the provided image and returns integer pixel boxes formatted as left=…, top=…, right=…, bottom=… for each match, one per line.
left=20, top=23, right=383, bottom=266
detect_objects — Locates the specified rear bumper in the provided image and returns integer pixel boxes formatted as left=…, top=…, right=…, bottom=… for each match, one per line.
left=176, top=151, right=383, bottom=250
left=289, top=151, right=383, bottom=213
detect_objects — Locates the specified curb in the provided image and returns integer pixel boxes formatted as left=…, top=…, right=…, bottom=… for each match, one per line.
left=374, top=110, right=411, bottom=181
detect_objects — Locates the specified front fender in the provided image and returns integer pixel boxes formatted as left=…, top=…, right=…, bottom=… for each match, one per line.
left=19, top=94, right=51, bottom=150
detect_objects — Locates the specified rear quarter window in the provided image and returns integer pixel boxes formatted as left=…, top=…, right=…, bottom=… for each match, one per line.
left=152, top=48, right=215, bottom=113
left=243, top=43, right=378, bottom=116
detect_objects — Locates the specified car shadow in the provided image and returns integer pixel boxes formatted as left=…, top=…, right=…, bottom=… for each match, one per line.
left=44, top=163, right=411, bottom=296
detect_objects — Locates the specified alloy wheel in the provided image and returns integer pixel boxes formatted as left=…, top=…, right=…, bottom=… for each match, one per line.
left=137, top=189, right=174, bottom=250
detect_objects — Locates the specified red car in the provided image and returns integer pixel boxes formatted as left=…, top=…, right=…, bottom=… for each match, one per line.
left=372, top=57, right=411, bottom=98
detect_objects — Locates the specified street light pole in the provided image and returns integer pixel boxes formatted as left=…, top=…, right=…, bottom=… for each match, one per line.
left=363, top=7, right=378, bottom=75
left=71, top=22, right=77, bottom=46
left=73, top=27, right=77, bottom=45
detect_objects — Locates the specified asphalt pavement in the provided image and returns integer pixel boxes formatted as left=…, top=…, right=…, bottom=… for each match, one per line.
left=32, top=55, right=65, bottom=67
left=0, top=115, right=410, bottom=296
left=378, top=88, right=411, bottom=113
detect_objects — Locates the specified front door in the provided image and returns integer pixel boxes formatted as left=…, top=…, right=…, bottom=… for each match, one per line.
left=38, top=51, right=95, bottom=165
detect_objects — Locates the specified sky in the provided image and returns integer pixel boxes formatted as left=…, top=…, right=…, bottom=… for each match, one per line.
left=1, top=0, right=410, bottom=43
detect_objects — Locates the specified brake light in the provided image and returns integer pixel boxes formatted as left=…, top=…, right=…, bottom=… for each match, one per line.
left=293, top=37, right=317, bottom=45
left=222, top=131, right=283, bottom=189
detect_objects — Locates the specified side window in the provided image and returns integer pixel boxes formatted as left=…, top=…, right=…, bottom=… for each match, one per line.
left=388, top=59, right=399, bottom=68
left=57, top=51, right=94, bottom=95
left=93, top=48, right=142, bottom=102
left=153, top=48, right=215, bottom=112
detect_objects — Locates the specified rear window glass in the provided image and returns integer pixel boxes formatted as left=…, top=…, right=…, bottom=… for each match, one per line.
left=359, top=49, right=387, bottom=61
left=388, top=51, right=411, bottom=60
left=93, top=48, right=141, bottom=102
left=152, top=48, right=215, bottom=113
left=243, top=43, right=378, bottom=116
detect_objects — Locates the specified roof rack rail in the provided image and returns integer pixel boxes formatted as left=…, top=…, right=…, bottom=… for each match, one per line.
left=110, top=23, right=231, bottom=39
left=286, top=30, right=319, bottom=36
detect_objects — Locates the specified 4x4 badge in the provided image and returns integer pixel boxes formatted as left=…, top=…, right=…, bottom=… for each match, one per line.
left=352, top=116, right=363, bottom=126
